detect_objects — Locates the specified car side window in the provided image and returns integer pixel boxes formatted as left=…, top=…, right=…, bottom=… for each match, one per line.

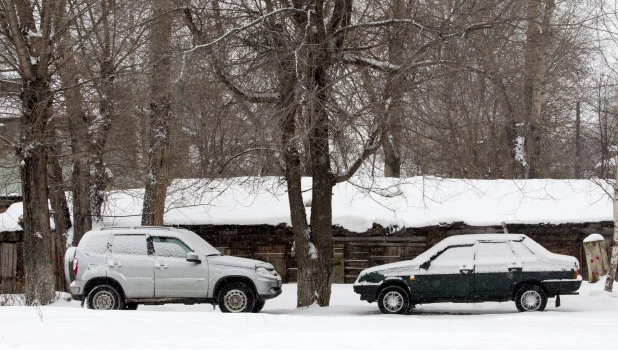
left=111, top=234, right=148, bottom=255
left=152, top=236, right=192, bottom=258
left=427, top=245, right=474, bottom=273
left=476, top=242, right=516, bottom=265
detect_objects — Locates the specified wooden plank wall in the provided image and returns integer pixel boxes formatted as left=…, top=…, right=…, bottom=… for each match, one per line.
left=185, top=221, right=614, bottom=284
left=0, top=221, right=610, bottom=293
left=0, top=242, right=23, bottom=293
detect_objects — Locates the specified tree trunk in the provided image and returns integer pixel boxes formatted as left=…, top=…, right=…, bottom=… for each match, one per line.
left=142, top=0, right=173, bottom=226
left=47, top=138, right=71, bottom=292
left=605, top=158, right=618, bottom=292
left=55, top=0, right=91, bottom=243
left=19, top=77, right=56, bottom=304
left=382, top=0, right=406, bottom=178
left=298, top=6, right=336, bottom=307
left=522, top=0, right=554, bottom=179
left=90, top=0, right=115, bottom=226
left=574, top=101, right=582, bottom=178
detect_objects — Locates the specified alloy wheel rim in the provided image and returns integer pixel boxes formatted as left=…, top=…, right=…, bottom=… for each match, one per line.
left=224, top=290, right=247, bottom=312
left=93, top=290, right=115, bottom=310
left=521, top=290, right=541, bottom=311
left=383, top=291, right=404, bottom=313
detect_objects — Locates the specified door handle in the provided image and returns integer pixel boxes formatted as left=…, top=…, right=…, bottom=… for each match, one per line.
left=155, top=263, right=168, bottom=269
left=108, top=261, right=122, bottom=268
left=460, top=268, right=473, bottom=274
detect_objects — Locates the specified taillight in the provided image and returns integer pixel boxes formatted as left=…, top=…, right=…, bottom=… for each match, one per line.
left=73, top=258, right=78, bottom=277
left=573, top=269, right=578, bottom=279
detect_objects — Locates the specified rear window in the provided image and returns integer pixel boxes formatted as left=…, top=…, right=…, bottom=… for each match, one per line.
left=510, top=241, right=537, bottom=260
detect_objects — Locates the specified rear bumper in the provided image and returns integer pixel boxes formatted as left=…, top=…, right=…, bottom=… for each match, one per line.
left=69, top=280, right=85, bottom=299
left=353, top=284, right=380, bottom=302
left=541, top=279, right=582, bottom=296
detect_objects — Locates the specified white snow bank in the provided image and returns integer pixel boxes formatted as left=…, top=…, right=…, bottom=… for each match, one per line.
left=0, top=202, right=23, bottom=232
left=0, top=202, right=56, bottom=233
left=101, top=177, right=612, bottom=232
left=584, top=233, right=606, bottom=243
left=1, top=177, right=614, bottom=233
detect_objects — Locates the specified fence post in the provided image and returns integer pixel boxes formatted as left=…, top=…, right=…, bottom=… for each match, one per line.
left=583, top=234, right=609, bottom=283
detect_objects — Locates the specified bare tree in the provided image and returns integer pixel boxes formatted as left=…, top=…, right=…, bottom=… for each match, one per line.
left=0, top=0, right=57, bottom=304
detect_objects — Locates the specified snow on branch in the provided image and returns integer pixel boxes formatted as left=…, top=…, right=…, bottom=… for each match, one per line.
left=335, top=18, right=493, bottom=40
left=342, top=54, right=401, bottom=72
left=343, top=54, right=458, bottom=72
left=334, top=18, right=434, bottom=36
left=183, top=7, right=307, bottom=54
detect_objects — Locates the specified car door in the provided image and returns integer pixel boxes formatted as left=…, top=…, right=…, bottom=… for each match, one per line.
left=108, top=234, right=154, bottom=298
left=474, top=241, right=523, bottom=299
left=412, top=244, right=475, bottom=301
left=152, top=236, right=209, bottom=298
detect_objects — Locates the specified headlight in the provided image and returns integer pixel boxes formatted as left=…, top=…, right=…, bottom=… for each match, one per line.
left=256, top=266, right=278, bottom=278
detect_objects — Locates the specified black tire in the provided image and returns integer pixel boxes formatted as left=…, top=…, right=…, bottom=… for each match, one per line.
left=218, top=282, right=255, bottom=313
left=87, top=285, right=125, bottom=310
left=125, top=303, right=138, bottom=310
left=251, top=298, right=266, bottom=313
left=377, top=285, right=410, bottom=315
left=515, top=285, right=547, bottom=312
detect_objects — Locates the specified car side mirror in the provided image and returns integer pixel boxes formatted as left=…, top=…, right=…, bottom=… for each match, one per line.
left=420, top=260, right=431, bottom=270
left=186, top=252, right=201, bottom=264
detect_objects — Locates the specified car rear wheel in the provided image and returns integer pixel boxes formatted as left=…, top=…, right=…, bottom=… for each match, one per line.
left=87, top=285, right=125, bottom=310
left=378, top=286, right=410, bottom=314
left=218, top=282, right=255, bottom=313
left=515, top=285, right=547, bottom=312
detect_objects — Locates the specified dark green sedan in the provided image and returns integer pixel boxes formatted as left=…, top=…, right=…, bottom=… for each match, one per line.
left=353, top=234, right=581, bottom=314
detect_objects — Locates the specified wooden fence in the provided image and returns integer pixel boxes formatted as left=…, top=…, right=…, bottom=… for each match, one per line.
left=0, top=232, right=23, bottom=293
left=1, top=221, right=613, bottom=293
left=185, top=221, right=614, bottom=284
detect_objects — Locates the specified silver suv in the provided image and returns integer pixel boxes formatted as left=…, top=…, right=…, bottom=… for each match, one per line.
left=64, top=226, right=282, bottom=312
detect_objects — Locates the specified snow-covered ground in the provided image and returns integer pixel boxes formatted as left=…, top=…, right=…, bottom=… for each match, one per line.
left=2, top=281, right=617, bottom=349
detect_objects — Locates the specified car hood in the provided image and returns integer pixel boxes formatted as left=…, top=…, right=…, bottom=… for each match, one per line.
left=206, top=255, right=274, bottom=269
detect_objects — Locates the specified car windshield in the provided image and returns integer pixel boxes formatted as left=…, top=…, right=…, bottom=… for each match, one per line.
left=177, top=230, right=221, bottom=256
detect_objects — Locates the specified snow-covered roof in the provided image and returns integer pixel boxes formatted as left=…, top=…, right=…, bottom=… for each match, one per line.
left=0, top=176, right=613, bottom=233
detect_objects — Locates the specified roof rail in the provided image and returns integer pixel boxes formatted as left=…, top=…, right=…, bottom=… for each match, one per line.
left=100, top=226, right=171, bottom=231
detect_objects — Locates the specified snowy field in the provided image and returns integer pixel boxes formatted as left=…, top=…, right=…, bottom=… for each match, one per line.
left=2, top=281, right=618, bottom=349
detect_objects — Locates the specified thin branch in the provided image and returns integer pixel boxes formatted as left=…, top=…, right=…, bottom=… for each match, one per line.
left=218, top=147, right=276, bottom=174
left=182, top=7, right=306, bottom=54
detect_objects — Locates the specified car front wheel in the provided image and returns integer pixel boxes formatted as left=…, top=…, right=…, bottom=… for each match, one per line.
left=251, top=298, right=266, bottom=313
left=87, top=285, right=125, bottom=310
left=378, top=285, right=410, bottom=314
left=218, top=282, right=255, bottom=313
left=515, top=285, right=547, bottom=312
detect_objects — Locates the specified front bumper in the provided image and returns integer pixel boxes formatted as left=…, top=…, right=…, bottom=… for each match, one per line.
left=541, top=279, right=582, bottom=296
left=353, top=284, right=381, bottom=302
left=255, top=277, right=283, bottom=300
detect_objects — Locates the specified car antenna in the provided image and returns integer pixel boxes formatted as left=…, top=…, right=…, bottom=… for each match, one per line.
left=502, top=221, right=509, bottom=234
